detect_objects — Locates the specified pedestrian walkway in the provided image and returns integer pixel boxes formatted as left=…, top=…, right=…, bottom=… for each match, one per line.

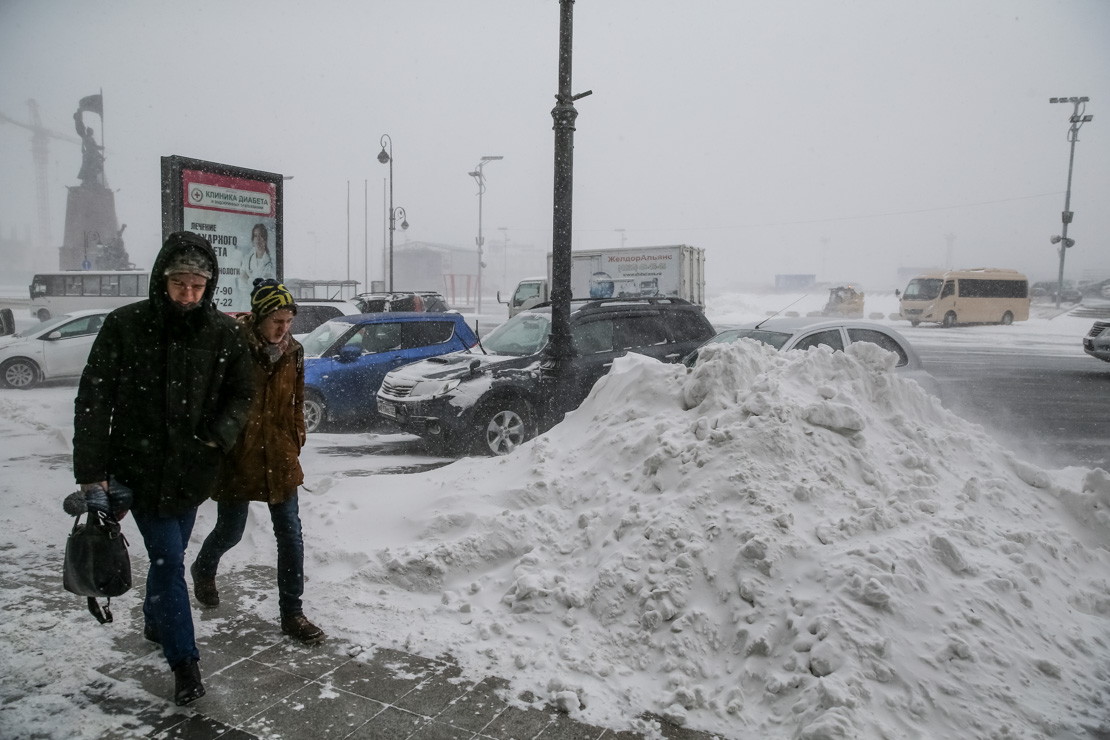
left=40, top=558, right=727, bottom=740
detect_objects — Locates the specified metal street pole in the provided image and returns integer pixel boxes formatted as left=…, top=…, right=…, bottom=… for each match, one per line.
left=363, top=179, right=368, bottom=293
left=1048, top=96, right=1093, bottom=309
left=377, top=135, right=409, bottom=292
left=346, top=180, right=350, bottom=281
left=546, top=0, right=591, bottom=365
left=469, top=155, right=503, bottom=313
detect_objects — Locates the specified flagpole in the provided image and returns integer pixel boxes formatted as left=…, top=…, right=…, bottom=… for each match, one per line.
left=99, top=88, right=104, bottom=168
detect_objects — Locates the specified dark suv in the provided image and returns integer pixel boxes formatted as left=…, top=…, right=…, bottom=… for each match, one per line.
left=351, top=291, right=453, bottom=313
left=376, top=298, right=715, bottom=455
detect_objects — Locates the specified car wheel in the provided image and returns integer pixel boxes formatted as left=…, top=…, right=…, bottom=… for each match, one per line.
left=1, top=358, right=41, bottom=389
left=303, top=391, right=326, bottom=433
left=910, top=320, right=920, bottom=327
left=474, top=399, right=532, bottom=456
left=1000, top=311, right=1013, bottom=325
left=943, top=312, right=957, bottom=328
left=36, top=308, right=50, bottom=322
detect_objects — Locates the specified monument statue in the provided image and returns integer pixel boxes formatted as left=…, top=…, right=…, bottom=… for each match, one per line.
left=73, top=110, right=105, bottom=188
left=59, top=92, right=129, bottom=270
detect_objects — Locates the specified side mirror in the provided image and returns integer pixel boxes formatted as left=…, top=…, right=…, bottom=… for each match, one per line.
left=336, top=345, right=362, bottom=363
left=47, top=330, right=63, bottom=340
left=496, top=291, right=506, bottom=305
left=0, top=308, right=14, bottom=337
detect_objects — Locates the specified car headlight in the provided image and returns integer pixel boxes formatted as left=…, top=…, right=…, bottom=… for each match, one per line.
left=409, top=378, right=461, bottom=398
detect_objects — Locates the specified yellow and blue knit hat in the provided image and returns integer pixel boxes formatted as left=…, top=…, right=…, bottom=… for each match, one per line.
left=250, top=279, right=297, bottom=316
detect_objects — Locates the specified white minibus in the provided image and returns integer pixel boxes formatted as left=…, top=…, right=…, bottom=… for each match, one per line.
left=29, top=270, right=150, bottom=321
left=899, top=268, right=1029, bottom=327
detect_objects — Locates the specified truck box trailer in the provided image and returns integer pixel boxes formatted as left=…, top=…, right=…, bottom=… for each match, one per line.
left=500, top=244, right=705, bottom=317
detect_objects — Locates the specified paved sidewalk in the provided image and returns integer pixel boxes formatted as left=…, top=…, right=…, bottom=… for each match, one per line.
left=38, top=559, right=727, bottom=740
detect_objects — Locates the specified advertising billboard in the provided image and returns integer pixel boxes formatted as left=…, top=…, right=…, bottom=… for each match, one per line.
left=161, top=156, right=283, bottom=312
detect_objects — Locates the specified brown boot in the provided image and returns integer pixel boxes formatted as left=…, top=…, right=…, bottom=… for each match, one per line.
left=281, top=613, right=325, bottom=645
left=190, top=562, right=219, bottom=608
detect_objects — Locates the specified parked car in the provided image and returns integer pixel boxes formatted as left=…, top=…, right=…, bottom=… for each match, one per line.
left=1030, top=281, right=1082, bottom=303
left=350, top=291, right=453, bottom=314
left=376, top=298, right=716, bottom=455
left=291, top=300, right=362, bottom=341
left=301, top=312, right=478, bottom=432
left=1083, top=321, right=1110, bottom=363
left=0, top=309, right=110, bottom=389
left=684, top=317, right=941, bottom=397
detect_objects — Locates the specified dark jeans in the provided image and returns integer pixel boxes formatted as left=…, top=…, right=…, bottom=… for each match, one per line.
left=131, top=508, right=200, bottom=669
left=194, top=492, right=304, bottom=616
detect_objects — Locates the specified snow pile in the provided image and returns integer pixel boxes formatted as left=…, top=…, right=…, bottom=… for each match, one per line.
left=308, top=340, right=1110, bottom=738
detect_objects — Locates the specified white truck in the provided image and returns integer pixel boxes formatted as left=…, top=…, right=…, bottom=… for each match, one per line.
left=499, top=244, right=706, bottom=317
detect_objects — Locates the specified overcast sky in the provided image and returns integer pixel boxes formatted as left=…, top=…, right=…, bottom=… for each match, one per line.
left=1, top=0, right=1108, bottom=292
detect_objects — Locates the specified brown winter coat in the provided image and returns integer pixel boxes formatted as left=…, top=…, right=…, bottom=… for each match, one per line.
left=213, top=314, right=306, bottom=504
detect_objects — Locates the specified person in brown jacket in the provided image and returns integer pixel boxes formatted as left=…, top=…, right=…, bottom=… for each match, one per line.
left=190, top=279, right=325, bottom=644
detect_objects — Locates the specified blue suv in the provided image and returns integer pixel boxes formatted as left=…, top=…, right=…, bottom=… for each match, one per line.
left=301, top=313, right=477, bottom=432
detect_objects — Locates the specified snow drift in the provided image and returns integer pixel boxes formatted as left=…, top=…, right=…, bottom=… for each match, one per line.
left=306, top=339, right=1110, bottom=738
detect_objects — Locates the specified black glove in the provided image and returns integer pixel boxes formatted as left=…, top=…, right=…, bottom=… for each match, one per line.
left=84, top=483, right=110, bottom=514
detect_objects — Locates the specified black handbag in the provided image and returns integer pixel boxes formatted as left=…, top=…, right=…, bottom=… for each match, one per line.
left=63, top=510, right=132, bottom=624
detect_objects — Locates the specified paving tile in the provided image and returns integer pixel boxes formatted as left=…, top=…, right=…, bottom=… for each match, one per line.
left=392, top=658, right=472, bottom=716
left=98, top=651, right=178, bottom=703
left=344, top=705, right=433, bottom=740
left=83, top=678, right=191, bottom=739
left=479, top=702, right=556, bottom=740
left=249, top=638, right=351, bottom=681
left=194, top=610, right=285, bottom=660
left=237, top=680, right=387, bottom=739
left=432, top=676, right=511, bottom=733
left=407, top=720, right=481, bottom=740
left=329, top=646, right=445, bottom=705
left=198, top=656, right=311, bottom=727
left=153, top=714, right=258, bottom=740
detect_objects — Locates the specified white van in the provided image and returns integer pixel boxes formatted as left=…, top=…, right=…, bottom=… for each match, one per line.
left=899, top=268, right=1029, bottom=327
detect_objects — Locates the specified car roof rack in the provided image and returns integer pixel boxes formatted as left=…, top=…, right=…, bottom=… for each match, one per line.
left=521, top=296, right=696, bottom=313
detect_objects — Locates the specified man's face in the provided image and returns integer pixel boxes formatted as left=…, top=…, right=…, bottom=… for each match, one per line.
left=258, top=308, right=295, bottom=344
left=167, top=274, right=208, bottom=306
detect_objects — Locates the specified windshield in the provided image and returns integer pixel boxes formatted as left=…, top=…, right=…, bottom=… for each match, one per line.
left=903, top=278, right=943, bottom=300
left=683, top=327, right=792, bottom=367
left=301, top=319, right=354, bottom=358
left=18, top=313, right=75, bottom=338
left=727, top=328, right=792, bottom=350
left=481, top=311, right=552, bottom=356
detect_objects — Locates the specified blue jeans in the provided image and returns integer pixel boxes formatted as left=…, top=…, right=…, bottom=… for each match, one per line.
left=131, top=508, right=200, bottom=669
left=193, top=492, right=304, bottom=616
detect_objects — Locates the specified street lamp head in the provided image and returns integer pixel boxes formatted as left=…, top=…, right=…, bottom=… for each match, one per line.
left=481, top=155, right=504, bottom=162
left=377, top=148, right=390, bottom=165
left=1050, top=235, right=1062, bottom=244
left=401, top=218, right=409, bottom=230
left=468, top=171, right=480, bottom=178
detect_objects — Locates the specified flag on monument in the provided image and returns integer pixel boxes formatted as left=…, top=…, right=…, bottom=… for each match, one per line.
left=78, top=94, right=103, bottom=116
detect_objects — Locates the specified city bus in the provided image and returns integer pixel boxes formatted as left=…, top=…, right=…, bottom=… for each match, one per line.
left=899, top=268, right=1029, bottom=327
left=29, top=270, right=150, bottom=321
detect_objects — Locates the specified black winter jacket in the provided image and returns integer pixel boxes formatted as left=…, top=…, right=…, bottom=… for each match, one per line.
left=73, top=232, right=255, bottom=516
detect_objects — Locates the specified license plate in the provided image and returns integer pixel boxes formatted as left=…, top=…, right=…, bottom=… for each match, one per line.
left=378, top=400, right=397, bottom=418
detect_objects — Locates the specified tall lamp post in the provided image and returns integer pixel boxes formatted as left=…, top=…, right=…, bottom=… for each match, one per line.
left=469, top=155, right=503, bottom=313
left=1048, top=96, right=1093, bottom=309
left=377, top=134, right=409, bottom=292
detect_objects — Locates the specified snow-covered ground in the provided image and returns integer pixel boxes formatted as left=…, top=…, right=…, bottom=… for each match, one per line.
left=1, top=292, right=1108, bottom=739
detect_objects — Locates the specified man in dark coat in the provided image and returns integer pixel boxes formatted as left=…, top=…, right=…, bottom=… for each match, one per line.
left=192, top=279, right=325, bottom=645
left=73, top=231, right=254, bottom=706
